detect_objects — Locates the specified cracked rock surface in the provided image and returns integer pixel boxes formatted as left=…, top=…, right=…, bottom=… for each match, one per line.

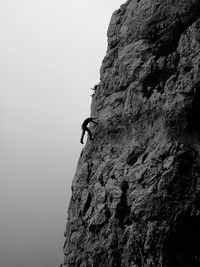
left=63, top=1, right=200, bottom=266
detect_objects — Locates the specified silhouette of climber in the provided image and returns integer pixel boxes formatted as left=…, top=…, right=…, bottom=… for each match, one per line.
left=80, top=117, right=97, bottom=144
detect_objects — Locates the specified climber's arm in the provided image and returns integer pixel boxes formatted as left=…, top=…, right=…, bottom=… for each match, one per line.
left=91, top=118, right=98, bottom=124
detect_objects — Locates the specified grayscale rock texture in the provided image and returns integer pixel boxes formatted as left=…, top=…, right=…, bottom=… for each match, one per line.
left=63, top=0, right=200, bottom=266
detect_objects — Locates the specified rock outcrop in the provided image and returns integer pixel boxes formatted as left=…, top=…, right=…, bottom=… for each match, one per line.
left=63, top=1, right=200, bottom=266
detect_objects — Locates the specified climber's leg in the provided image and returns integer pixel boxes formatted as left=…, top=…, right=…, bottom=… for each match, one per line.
left=85, top=127, right=93, bottom=141
left=80, top=129, right=85, bottom=144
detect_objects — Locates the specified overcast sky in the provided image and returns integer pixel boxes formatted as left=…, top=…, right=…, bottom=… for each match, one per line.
left=0, top=1, right=125, bottom=267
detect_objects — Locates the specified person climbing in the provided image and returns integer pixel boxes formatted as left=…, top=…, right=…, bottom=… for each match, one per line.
left=80, top=117, right=98, bottom=144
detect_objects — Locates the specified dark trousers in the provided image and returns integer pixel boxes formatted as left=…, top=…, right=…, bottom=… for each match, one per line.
left=80, top=126, right=93, bottom=143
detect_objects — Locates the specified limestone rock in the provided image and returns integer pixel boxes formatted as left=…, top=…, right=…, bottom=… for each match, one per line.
left=63, top=0, right=200, bottom=266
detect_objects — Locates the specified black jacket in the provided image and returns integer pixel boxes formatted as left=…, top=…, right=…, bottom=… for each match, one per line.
left=82, top=117, right=95, bottom=128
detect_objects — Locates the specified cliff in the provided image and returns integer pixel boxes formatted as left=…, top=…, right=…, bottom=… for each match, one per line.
left=63, top=1, right=200, bottom=266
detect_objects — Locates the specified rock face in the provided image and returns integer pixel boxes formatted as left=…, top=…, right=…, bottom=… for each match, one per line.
left=63, top=1, right=200, bottom=266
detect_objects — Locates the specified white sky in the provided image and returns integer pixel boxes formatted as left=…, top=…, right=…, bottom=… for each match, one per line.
left=0, top=1, right=125, bottom=267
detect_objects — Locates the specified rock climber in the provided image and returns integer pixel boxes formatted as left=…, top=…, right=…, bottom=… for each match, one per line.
left=80, top=117, right=98, bottom=144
